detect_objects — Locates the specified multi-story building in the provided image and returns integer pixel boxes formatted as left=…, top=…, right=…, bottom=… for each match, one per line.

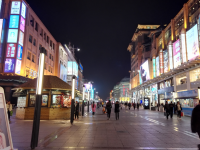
left=127, top=0, right=200, bottom=116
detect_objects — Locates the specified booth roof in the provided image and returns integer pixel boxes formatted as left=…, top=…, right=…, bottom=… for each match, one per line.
left=12, top=75, right=72, bottom=90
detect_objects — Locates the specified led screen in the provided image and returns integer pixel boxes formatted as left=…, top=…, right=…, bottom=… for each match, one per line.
left=17, top=45, right=23, bottom=60
left=186, top=24, right=199, bottom=61
left=156, top=56, right=160, bottom=76
left=67, top=61, right=72, bottom=75
left=21, top=3, right=26, bottom=18
left=7, top=29, right=18, bottom=43
left=20, top=16, right=25, bottom=32
left=173, top=39, right=181, bottom=68
left=4, top=58, right=15, bottom=73
left=140, top=60, right=150, bottom=83
left=163, top=50, right=168, bottom=73
left=18, top=31, right=24, bottom=46
left=15, top=59, right=21, bottom=74
left=9, top=15, right=19, bottom=28
left=6, top=44, right=17, bottom=58
left=60, top=64, right=67, bottom=82
left=11, top=1, right=21, bottom=14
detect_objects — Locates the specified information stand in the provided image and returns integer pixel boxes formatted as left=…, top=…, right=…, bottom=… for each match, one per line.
left=0, top=87, right=14, bottom=150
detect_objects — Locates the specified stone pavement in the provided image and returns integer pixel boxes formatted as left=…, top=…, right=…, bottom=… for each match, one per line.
left=10, top=105, right=200, bottom=150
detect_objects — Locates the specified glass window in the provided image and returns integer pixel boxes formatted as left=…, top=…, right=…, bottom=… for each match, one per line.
left=178, top=99, right=193, bottom=107
left=32, top=55, right=35, bottom=62
left=52, top=56, right=53, bottom=61
left=29, top=94, right=48, bottom=107
left=51, top=94, right=71, bottom=107
left=176, top=73, right=187, bottom=85
left=27, top=52, right=31, bottom=60
left=33, top=39, right=36, bottom=46
left=190, top=68, right=200, bottom=82
left=52, top=95, right=61, bottom=105
left=29, top=35, right=32, bottom=43
left=47, top=36, right=49, bottom=43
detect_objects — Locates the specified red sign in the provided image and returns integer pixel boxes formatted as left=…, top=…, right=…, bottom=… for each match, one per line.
left=6, top=44, right=16, bottom=58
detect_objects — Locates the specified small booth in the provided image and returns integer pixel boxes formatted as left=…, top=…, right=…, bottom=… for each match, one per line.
left=12, top=75, right=79, bottom=120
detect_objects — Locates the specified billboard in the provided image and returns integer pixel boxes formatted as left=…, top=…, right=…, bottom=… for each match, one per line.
left=73, top=62, right=78, bottom=77
left=163, top=50, right=168, bottom=73
left=7, top=29, right=18, bottom=43
left=169, top=44, right=173, bottom=70
left=60, top=64, right=67, bottom=82
left=153, top=58, right=156, bottom=78
left=90, top=89, right=94, bottom=100
left=9, top=15, right=19, bottom=28
left=4, top=58, right=15, bottom=73
left=156, top=56, right=160, bottom=76
left=20, top=16, right=25, bottom=32
left=15, top=59, right=21, bottom=74
left=17, top=45, right=23, bottom=60
left=67, top=61, right=72, bottom=75
left=6, top=44, right=17, bottom=58
left=159, top=50, right=164, bottom=74
left=11, top=1, right=21, bottom=14
left=140, top=60, right=150, bottom=83
left=21, top=3, right=26, bottom=18
left=173, top=39, right=181, bottom=68
left=186, top=24, right=199, bottom=61
left=18, top=31, right=24, bottom=46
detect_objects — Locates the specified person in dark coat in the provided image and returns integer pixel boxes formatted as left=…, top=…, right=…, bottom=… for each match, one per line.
left=74, top=101, right=79, bottom=119
left=133, top=102, right=136, bottom=110
left=164, top=101, right=170, bottom=119
left=106, top=100, right=112, bottom=120
left=191, top=100, right=200, bottom=149
left=169, top=101, right=174, bottom=118
left=128, top=103, right=131, bottom=110
left=115, top=101, right=120, bottom=120
left=137, top=102, right=139, bottom=110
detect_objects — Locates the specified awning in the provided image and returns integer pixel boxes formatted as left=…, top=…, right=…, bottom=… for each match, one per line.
left=161, top=98, right=173, bottom=100
left=174, top=96, right=198, bottom=99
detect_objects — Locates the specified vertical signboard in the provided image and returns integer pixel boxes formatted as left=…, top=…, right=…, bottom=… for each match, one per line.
left=0, top=87, right=13, bottom=149
left=156, top=56, right=160, bottom=76
left=60, top=64, right=67, bottom=82
left=6, top=44, right=17, bottom=58
left=163, top=50, right=168, bottom=73
left=173, top=39, right=181, bottom=68
left=168, top=44, right=173, bottom=70
left=159, top=50, right=164, bottom=74
left=181, top=33, right=187, bottom=63
left=11, top=1, right=21, bottom=14
left=153, top=58, right=156, bottom=78
left=140, top=60, right=150, bottom=83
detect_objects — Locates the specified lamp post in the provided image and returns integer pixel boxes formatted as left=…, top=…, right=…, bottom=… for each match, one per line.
left=82, top=85, right=85, bottom=116
left=70, top=76, right=76, bottom=124
left=31, top=47, right=46, bottom=149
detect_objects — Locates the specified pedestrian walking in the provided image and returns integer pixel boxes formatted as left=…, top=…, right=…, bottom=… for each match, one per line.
left=176, top=101, right=182, bottom=119
left=91, top=101, right=96, bottom=115
left=137, top=102, right=139, bottom=110
left=191, top=100, right=200, bottom=150
left=169, top=101, right=174, bottom=118
left=128, top=102, right=131, bottom=110
left=74, top=101, right=79, bottom=119
left=157, top=103, right=160, bottom=111
left=125, top=102, right=127, bottom=109
left=133, top=102, right=136, bottom=110
left=106, top=100, right=112, bottom=120
left=6, top=101, right=12, bottom=123
left=115, top=101, right=120, bottom=120
left=164, top=101, right=170, bottom=119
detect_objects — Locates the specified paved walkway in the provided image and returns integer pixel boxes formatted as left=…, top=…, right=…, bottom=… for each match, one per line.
left=10, top=106, right=200, bottom=150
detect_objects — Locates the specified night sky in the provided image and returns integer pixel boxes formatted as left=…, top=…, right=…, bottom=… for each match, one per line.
left=26, top=0, right=188, bottom=99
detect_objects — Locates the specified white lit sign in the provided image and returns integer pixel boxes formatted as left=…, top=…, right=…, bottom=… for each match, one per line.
left=181, top=33, right=187, bottom=63
left=156, top=56, right=160, bottom=76
left=173, top=39, right=181, bottom=68
left=0, top=19, right=3, bottom=42
left=18, top=31, right=24, bottom=46
left=21, top=3, right=26, bottom=18
left=7, top=29, right=18, bottom=43
left=15, top=59, right=21, bottom=74
left=168, top=44, right=173, bottom=70
left=140, top=60, right=150, bottom=83
left=11, top=1, right=21, bottom=14
left=67, top=61, right=73, bottom=75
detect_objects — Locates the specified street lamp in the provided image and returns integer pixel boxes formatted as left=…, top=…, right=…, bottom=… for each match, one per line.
left=31, top=47, right=46, bottom=149
left=82, top=85, right=85, bottom=116
left=70, top=76, right=76, bottom=124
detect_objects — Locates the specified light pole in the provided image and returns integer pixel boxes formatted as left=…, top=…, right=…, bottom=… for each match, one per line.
left=82, top=85, right=85, bottom=116
left=70, top=76, right=76, bottom=124
left=31, top=47, right=46, bottom=149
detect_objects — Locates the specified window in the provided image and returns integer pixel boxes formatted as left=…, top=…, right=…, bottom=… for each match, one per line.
left=27, top=52, right=31, bottom=60
left=48, top=66, right=51, bottom=72
left=53, top=43, right=55, bottom=50
left=40, top=28, right=43, bottom=37
left=39, top=44, right=42, bottom=50
left=47, top=36, right=49, bottom=43
left=32, top=55, right=35, bottom=62
left=30, top=15, right=34, bottom=27
left=29, top=94, right=48, bottom=107
left=29, top=35, right=32, bottom=43
left=44, top=32, right=46, bottom=41
left=46, top=51, right=48, bottom=56
left=49, top=53, right=51, bottom=59
left=44, top=63, right=46, bottom=69
left=35, top=22, right=38, bottom=31
left=50, top=40, right=52, bottom=47
left=33, top=39, right=36, bottom=46
left=52, top=56, right=53, bottom=61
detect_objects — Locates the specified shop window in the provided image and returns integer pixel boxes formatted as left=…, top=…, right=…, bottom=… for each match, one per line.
left=29, top=35, right=32, bottom=43
left=27, top=52, right=31, bottom=60
left=33, top=39, right=36, bottom=46
left=178, top=99, right=194, bottom=107
left=29, top=94, right=48, bottom=107
left=51, top=94, right=71, bottom=107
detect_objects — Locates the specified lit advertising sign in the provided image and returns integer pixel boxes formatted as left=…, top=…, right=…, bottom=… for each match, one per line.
left=60, top=64, right=67, bottom=82
left=6, top=44, right=17, bottom=58
left=140, top=60, right=150, bottom=83
left=0, top=0, right=2, bottom=12
left=20, top=16, right=25, bottom=32
left=169, top=44, right=173, bottom=70
left=73, top=62, right=78, bottom=77
left=181, top=33, right=187, bottom=63
left=186, top=24, right=199, bottom=61
left=90, top=89, right=94, bottom=100
left=153, top=58, right=156, bottom=78
left=17, top=45, right=23, bottom=60
left=21, top=3, right=26, bottom=18
left=11, top=1, right=21, bottom=14
left=163, top=50, right=168, bottom=73
left=9, top=15, right=19, bottom=28
left=18, top=31, right=24, bottom=46
left=15, top=59, right=21, bottom=74
left=4, top=58, right=15, bottom=73
left=156, top=56, right=160, bottom=76
left=173, top=39, right=181, bottom=68
left=151, top=84, right=157, bottom=93
left=67, top=61, right=72, bottom=75
left=7, top=29, right=18, bottom=43
left=159, top=50, right=164, bottom=74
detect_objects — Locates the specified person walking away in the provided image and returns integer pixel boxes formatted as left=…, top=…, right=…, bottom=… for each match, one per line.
left=164, top=101, right=170, bottom=119
left=115, top=101, right=120, bottom=120
left=191, top=100, right=200, bottom=149
left=128, top=102, right=131, bottom=110
left=133, top=102, right=136, bottom=110
left=174, top=102, right=177, bottom=114
left=176, top=101, right=182, bottom=119
left=137, top=102, right=139, bottom=110
left=157, top=103, right=160, bottom=111
left=169, top=101, right=174, bottom=118
left=74, top=101, right=79, bottom=120
left=106, top=100, right=112, bottom=120
left=6, top=101, right=12, bottom=123
left=91, top=101, right=96, bottom=115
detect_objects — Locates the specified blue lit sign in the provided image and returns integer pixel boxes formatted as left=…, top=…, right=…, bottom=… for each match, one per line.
left=9, top=15, right=19, bottom=28
left=90, top=89, right=94, bottom=100
left=79, top=63, right=83, bottom=71
left=17, top=45, right=23, bottom=60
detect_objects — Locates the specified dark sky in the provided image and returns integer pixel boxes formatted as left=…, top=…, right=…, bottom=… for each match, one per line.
left=26, top=0, right=188, bottom=99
